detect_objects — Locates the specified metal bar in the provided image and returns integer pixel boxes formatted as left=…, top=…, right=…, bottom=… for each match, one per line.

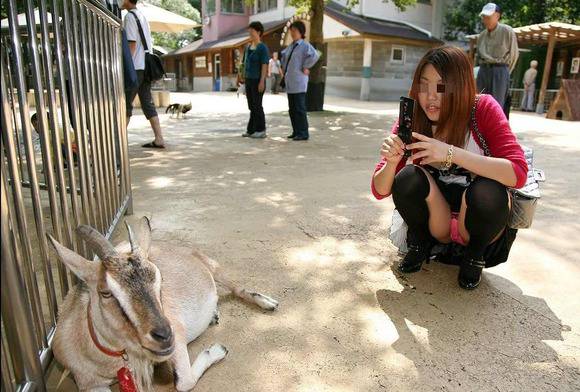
left=1, top=59, right=47, bottom=349
left=80, top=0, right=122, bottom=26
left=91, top=12, right=115, bottom=227
left=79, top=5, right=107, bottom=233
left=1, top=329, right=16, bottom=392
left=70, top=0, right=99, bottom=236
left=96, top=16, right=119, bottom=222
left=1, top=154, right=46, bottom=392
left=23, top=0, right=65, bottom=324
left=7, top=0, right=59, bottom=328
left=48, top=0, right=84, bottom=254
left=106, top=24, right=122, bottom=210
left=61, top=0, right=93, bottom=237
left=1, top=40, right=28, bottom=180
left=37, top=0, right=73, bottom=298
left=113, top=28, right=133, bottom=214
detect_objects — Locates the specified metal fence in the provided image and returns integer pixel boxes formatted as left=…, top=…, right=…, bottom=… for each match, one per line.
left=509, top=88, right=559, bottom=113
left=1, top=0, right=131, bottom=390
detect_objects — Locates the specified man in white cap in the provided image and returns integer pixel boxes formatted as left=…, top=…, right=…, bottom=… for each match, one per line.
left=521, top=59, right=538, bottom=111
left=476, top=3, right=519, bottom=111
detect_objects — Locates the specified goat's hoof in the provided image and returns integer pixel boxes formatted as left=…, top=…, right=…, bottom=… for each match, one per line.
left=251, top=292, right=279, bottom=311
left=210, top=310, right=220, bottom=325
left=207, top=343, right=228, bottom=362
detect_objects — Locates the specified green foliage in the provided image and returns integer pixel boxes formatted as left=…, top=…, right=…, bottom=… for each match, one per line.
left=445, top=0, right=580, bottom=40
left=146, top=0, right=202, bottom=50
left=287, top=0, right=417, bottom=13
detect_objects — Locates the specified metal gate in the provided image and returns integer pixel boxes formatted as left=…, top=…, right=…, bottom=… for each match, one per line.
left=1, top=0, right=131, bottom=390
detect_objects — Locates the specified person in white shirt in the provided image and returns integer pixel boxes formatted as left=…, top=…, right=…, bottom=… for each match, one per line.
left=268, top=52, right=282, bottom=94
left=122, top=0, right=165, bottom=148
left=521, top=60, right=538, bottom=112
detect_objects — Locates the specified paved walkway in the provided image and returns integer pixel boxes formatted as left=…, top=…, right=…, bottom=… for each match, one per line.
left=106, top=92, right=580, bottom=391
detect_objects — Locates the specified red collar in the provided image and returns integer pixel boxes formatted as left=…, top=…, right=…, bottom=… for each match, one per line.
left=87, top=302, right=127, bottom=359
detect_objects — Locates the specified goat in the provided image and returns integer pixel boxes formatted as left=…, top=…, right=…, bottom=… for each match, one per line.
left=48, top=217, right=278, bottom=391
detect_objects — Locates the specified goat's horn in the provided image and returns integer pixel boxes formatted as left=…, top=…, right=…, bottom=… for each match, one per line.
left=125, top=221, right=139, bottom=253
left=76, top=225, right=118, bottom=260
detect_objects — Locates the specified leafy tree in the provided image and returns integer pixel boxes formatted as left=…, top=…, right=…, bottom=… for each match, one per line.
left=445, top=0, right=580, bottom=40
left=286, top=0, right=416, bottom=110
left=146, top=0, right=202, bottom=49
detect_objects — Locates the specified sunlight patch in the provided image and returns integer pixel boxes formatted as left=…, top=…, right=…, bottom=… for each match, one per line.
left=147, top=176, right=174, bottom=188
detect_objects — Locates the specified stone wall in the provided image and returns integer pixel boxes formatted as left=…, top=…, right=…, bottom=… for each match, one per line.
left=326, top=39, right=431, bottom=100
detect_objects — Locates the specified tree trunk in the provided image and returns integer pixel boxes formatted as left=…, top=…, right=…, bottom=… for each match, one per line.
left=306, top=0, right=325, bottom=111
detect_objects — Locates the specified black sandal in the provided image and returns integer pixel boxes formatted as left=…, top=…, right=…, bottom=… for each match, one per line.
left=458, top=257, right=486, bottom=290
left=142, top=141, right=165, bottom=149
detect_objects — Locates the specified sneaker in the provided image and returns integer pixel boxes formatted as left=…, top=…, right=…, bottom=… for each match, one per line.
left=242, top=132, right=252, bottom=137
left=249, top=131, right=267, bottom=139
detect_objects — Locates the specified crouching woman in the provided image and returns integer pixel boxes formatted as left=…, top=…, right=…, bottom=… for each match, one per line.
left=371, top=46, right=527, bottom=289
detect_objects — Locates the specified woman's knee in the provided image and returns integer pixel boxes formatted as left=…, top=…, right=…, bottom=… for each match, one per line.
left=465, top=177, right=509, bottom=218
left=392, top=165, right=430, bottom=200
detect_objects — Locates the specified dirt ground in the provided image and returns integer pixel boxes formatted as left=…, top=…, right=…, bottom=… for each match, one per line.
left=50, top=92, right=580, bottom=391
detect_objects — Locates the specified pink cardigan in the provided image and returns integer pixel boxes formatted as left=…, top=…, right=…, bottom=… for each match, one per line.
left=371, top=94, right=528, bottom=199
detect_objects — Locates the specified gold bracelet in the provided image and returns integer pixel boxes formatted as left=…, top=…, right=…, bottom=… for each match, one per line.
left=443, top=145, right=454, bottom=169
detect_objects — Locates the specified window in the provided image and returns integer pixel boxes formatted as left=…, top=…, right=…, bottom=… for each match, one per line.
left=206, top=0, right=216, bottom=16
left=390, top=46, right=405, bottom=64
left=257, top=0, right=277, bottom=13
left=221, top=0, right=244, bottom=14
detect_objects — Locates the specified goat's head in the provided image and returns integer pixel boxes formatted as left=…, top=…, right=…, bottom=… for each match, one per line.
left=48, top=217, right=174, bottom=362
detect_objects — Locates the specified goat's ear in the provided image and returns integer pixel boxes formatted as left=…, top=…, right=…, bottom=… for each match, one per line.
left=136, top=216, right=152, bottom=254
left=47, top=235, right=99, bottom=282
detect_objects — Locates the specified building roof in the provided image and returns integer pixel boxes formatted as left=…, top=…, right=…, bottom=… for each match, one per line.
left=165, top=19, right=288, bottom=57
left=324, top=1, right=441, bottom=43
left=467, top=22, right=580, bottom=45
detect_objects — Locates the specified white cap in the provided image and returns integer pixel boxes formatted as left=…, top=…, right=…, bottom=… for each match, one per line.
left=480, top=3, right=501, bottom=16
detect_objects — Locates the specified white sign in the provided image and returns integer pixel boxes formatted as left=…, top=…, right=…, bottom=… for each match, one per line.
left=571, top=57, right=579, bottom=74
left=195, top=56, right=206, bottom=68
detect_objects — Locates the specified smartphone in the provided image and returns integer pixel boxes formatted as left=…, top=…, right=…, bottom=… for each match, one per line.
left=398, top=96, right=415, bottom=157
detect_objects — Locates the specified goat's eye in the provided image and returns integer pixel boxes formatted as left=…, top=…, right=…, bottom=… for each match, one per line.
left=99, top=291, right=112, bottom=298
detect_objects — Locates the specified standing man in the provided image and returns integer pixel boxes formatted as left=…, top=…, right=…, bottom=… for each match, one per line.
left=268, top=52, right=282, bottom=94
left=476, top=3, right=519, bottom=110
left=281, top=21, right=320, bottom=141
left=122, top=0, right=165, bottom=149
left=520, top=60, right=538, bottom=111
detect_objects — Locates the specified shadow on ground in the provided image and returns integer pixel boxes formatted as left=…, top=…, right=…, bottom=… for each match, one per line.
left=49, top=99, right=580, bottom=391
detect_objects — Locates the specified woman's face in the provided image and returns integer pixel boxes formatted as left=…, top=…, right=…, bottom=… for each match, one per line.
left=248, top=28, right=260, bottom=41
left=417, top=63, right=444, bottom=122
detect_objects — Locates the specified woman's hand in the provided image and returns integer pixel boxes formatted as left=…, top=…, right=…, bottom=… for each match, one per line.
left=258, top=79, right=265, bottom=93
left=303, top=68, right=310, bottom=75
left=407, top=132, right=451, bottom=165
left=380, top=134, right=405, bottom=164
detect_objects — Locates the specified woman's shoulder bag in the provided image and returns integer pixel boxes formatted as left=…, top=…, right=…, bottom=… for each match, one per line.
left=470, top=94, right=544, bottom=229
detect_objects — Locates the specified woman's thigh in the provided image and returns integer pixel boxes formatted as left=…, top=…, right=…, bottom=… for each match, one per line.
left=417, top=167, right=452, bottom=243
left=458, top=188, right=510, bottom=244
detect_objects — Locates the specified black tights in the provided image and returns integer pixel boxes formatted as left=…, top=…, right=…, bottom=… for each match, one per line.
left=392, top=165, right=509, bottom=260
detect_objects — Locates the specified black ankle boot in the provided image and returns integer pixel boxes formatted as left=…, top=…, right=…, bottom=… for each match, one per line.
left=458, top=257, right=486, bottom=289
left=398, top=244, right=429, bottom=273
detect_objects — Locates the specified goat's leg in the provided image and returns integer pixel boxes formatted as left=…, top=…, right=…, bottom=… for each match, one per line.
left=172, top=341, right=228, bottom=391
left=192, top=250, right=279, bottom=311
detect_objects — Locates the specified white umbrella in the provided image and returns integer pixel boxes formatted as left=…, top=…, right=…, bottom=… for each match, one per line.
left=122, top=3, right=200, bottom=33
left=0, top=9, right=58, bottom=30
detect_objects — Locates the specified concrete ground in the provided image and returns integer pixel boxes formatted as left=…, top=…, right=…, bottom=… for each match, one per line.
left=54, top=92, right=580, bottom=391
